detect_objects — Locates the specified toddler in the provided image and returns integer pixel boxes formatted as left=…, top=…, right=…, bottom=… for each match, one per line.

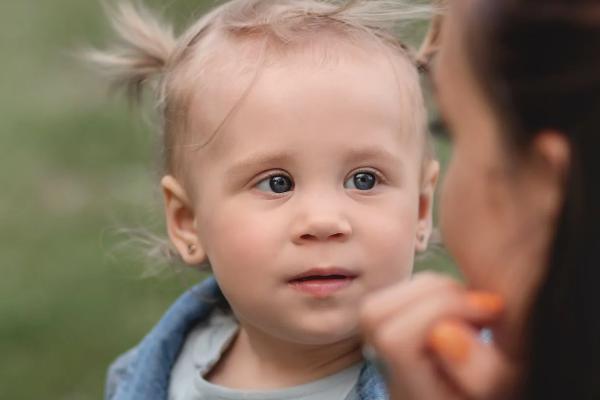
left=91, top=1, right=438, bottom=399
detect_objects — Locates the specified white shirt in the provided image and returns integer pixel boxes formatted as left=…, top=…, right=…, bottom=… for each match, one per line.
left=169, top=309, right=362, bottom=400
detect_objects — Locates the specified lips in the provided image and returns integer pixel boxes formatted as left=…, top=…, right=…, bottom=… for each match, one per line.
left=288, top=268, right=358, bottom=297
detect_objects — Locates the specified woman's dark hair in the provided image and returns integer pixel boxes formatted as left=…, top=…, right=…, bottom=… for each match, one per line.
left=465, top=0, right=600, bottom=398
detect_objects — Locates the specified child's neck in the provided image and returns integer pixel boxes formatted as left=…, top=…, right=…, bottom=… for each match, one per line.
left=205, top=322, right=364, bottom=390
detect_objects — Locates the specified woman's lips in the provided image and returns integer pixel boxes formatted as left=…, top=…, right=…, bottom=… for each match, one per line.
left=288, top=268, right=357, bottom=297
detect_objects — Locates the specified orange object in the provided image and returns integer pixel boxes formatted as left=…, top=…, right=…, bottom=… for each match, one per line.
left=428, top=320, right=472, bottom=363
left=465, top=291, right=505, bottom=315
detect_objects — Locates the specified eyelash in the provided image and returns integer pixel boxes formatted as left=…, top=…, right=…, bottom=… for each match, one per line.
left=346, top=168, right=386, bottom=185
left=252, top=168, right=387, bottom=194
left=253, top=171, right=294, bottom=194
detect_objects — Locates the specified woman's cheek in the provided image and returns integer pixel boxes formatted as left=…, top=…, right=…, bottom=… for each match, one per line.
left=440, top=159, right=473, bottom=263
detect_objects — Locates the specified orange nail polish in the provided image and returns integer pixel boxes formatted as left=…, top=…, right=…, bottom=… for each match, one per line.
left=428, top=320, right=472, bottom=363
left=465, top=291, right=504, bottom=314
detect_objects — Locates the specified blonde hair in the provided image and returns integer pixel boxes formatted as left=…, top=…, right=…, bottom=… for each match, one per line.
left=89, top=0, right=435, bottom=266
left=90, top=0, right=433, bottom=169
left=416, top=0, right=445, bottom=70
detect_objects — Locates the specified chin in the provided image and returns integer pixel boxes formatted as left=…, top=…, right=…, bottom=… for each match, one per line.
left=284, top=319, right=360, bottom=345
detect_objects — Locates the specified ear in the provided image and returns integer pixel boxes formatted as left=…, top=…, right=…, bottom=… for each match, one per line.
left=415, top=160, right=440, bottom=252
left=161, top=175, right=207, bottom=266
left=527, top=131, right=571, bottom=220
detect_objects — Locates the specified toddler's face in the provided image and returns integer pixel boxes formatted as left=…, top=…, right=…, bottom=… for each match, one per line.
left=170, top=51, right=437, bottom=345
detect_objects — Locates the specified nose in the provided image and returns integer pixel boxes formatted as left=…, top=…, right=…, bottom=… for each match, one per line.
left=291, top=197, right=352, bottom=244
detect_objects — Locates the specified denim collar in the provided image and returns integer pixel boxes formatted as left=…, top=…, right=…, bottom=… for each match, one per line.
left=107, top=277, right=388, bottom=400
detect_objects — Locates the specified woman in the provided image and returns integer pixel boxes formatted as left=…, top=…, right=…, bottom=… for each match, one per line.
left=360, top=0, right=600, bottom=398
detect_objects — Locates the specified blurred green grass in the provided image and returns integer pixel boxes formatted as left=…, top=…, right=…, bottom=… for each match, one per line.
left=0, top=1, right=454, bottom=398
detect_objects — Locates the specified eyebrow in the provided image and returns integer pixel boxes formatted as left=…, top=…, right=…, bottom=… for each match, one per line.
left=226, top=152, right=294, bottom=179
left=342, top=146, right=403, bottom=167
left=225, top=146, right=402, bottom=179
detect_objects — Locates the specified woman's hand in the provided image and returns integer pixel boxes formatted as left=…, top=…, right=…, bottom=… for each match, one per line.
left=360, top=272, right=518, bottom=400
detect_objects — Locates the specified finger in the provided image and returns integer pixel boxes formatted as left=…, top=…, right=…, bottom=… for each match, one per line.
left=362, top=287, right=503, bottom=347
left=428, top=319, right=518, bottom=399
left=363, top=290, right=504, bottom=396
left=364, top=289, right=470, bottom=378
left=367, top=299, right=466, bottom=399
left=361, top=287, right=506, bottom=399
left=360, top=272, right=461, bottom=333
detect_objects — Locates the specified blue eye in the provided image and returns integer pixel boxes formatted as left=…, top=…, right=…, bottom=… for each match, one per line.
left=256, top=174, right=294, bottom=193
left=344, top=172, right=377, bottom=191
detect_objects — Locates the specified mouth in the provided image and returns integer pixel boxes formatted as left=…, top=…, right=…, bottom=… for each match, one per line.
left=288, top=268, right=358, bottom=297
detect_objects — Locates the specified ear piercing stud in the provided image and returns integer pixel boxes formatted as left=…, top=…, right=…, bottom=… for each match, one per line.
left=187, top=244, right=197, bottom=255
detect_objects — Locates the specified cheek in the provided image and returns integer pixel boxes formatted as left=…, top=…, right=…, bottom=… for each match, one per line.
left=440, top=154, right=518, bottom=285
left=200, top=203, right=282, bottom=278
left=440, top=150, right=499, bottom=278
left=360, top=196, right=419, bottom=285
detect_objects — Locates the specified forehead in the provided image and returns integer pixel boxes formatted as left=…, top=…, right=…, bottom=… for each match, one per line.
left=433, top=0, right=478, bottom=107
left=170, top=37, right=427, bottom=184
left=191, top=40, right=422, bottom=148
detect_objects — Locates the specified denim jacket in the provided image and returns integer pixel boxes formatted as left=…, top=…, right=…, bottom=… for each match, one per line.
left=105, top=277, right=388, bottom=400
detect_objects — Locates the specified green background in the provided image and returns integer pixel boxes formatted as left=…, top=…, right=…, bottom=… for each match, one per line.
left=0, top=1, right=454, bottom=398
